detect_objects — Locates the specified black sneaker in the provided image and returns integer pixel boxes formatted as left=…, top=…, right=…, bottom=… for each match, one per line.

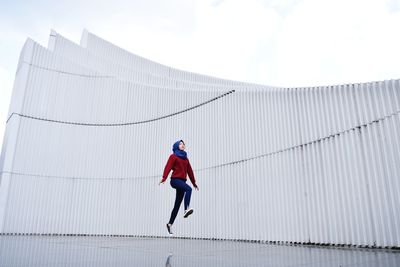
left=166, top=223, right=173, bottom=234
left=183, top=208, right=194, bottom=218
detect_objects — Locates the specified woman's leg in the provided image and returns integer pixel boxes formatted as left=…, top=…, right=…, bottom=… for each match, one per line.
left=183, top=184, right=192, bottom=210
left=170, top=179, right=192, bottom=210
left=168, top=189, right=185, bottom=225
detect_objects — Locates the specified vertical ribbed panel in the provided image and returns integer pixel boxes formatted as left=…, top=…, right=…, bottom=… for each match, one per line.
left=0, top=29, right=399, bottom=248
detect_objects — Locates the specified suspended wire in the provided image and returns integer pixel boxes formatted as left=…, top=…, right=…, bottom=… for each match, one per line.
left=6, top=90, right=235, bottom=126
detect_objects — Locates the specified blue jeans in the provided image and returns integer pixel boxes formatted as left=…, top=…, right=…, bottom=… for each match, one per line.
left=168, top=178, right=192, bottom=225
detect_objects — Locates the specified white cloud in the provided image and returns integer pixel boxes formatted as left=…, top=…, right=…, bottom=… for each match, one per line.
left=262, top=0, right=303, bottom=16
left=386, top=0, right=400, bottom=13
left=174, top=0, right=282, bottom=83
left=267, top=0, right=400, bottom=87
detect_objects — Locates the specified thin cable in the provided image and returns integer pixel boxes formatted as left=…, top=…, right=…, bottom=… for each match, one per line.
left=6, top=90, right=235, bottom=126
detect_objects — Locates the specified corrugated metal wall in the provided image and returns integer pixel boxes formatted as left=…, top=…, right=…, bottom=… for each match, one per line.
left=0, top=30, right=399, bottom=248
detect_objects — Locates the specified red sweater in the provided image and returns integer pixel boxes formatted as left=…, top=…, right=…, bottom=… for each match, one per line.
left=162, top=154, right=197, bottom=186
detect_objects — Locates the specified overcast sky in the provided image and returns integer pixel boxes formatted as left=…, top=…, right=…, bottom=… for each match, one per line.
left=1, top=0, right=400, bottom=152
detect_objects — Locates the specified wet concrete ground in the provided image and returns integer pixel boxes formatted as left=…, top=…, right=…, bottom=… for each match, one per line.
left=0, top=235, right=399, bottom=266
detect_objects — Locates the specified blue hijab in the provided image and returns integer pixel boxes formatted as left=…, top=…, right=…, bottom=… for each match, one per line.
left=172, top=140, right=187, bottom=160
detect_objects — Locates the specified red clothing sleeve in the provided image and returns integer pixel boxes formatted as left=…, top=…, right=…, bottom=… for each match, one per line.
left=162, top=154, right=176, bottom=182
left=187, top=160, right=197, bottom=187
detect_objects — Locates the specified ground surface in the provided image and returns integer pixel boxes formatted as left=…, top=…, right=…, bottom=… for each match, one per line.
left=0, top=235, right=399, bottom=266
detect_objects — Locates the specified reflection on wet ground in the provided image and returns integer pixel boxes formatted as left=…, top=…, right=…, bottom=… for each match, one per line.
left=0, top=235, right=399, bottom=266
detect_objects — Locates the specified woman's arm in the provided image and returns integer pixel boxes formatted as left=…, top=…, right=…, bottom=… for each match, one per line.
left=160, top=155, right=175, bottom=184
left=187, top=161, right=198, bottom=190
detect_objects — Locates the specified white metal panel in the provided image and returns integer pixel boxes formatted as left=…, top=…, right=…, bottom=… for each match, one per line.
left=0, top=30, right=399, bottom=248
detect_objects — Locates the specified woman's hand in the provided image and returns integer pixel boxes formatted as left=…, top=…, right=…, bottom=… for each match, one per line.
left=194, top=185, right=199, bottom=191
left=159, top=179, right=165, bottom=185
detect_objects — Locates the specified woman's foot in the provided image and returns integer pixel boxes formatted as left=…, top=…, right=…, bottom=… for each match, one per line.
left=166, top=223, right=173, bottom=234
left=183, top=208, right=194, bottom=218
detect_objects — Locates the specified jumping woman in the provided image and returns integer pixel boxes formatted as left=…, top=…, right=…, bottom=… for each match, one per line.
left=159, top=140, right=199, bottom=234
